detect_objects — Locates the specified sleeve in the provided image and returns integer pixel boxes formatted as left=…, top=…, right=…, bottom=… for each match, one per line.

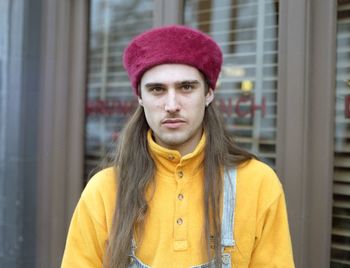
left=61, top=178, right=110, bottom=268
left=249, top=190, right=295, bottom=268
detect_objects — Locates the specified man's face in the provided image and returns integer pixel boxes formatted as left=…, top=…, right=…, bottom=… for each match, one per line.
left=139, top=64, right=214, bottom=155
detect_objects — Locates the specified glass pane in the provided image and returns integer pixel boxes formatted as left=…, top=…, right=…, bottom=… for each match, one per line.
left=331, top=1, right=350, bottom=267
left=184, top=0, right=279, bottom=167
left=85, top=0, right=154, bottom=181
left=0, top=1, right=40, bottom=267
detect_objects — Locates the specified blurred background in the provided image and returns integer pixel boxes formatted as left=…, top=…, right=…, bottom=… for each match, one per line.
left=0, top=0, right=347, bottom=267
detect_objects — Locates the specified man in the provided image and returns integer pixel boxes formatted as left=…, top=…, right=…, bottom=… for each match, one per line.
left=62, top=25, right=294, bottom=268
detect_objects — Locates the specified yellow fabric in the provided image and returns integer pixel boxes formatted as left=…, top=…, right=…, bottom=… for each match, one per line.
left=61, top=132, right=294, bottom=267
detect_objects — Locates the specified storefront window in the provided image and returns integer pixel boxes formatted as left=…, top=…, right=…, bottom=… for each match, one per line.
left=85, top=0, right=154, bottom=180
left=331, top=1, right=350, bottom=266
left=85, top=0, right=279, bottom=176
left=184, top=0, right=279, bottom=167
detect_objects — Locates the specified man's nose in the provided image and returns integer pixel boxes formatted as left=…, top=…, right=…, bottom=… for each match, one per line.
left=164, top=90, right=180, bottom=113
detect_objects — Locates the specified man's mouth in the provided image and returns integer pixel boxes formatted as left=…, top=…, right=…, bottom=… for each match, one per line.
left=161, top=118, right=186, bottom=129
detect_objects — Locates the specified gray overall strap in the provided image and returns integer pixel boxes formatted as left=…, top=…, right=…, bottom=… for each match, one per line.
left=129, top=239, right=151, bottom=268
left=221, top=168, right=237, bottom=247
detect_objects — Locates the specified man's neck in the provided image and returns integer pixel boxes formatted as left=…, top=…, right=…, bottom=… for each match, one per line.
left=152, top=130, right=203, bottom=156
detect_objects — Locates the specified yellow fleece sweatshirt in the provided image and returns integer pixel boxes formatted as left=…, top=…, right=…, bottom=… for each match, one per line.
left=61, top=132, right=294, bottom=267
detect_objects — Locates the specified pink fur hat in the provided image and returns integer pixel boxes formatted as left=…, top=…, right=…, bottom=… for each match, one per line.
left=123, top=25, right=223, bottom=95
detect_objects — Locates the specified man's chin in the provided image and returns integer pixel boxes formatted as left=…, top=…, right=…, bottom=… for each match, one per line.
left=155, top=133, right=187, bottom=147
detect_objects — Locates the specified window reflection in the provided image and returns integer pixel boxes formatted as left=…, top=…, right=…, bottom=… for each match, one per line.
left=85, top=0, right=154, bottom=181
left=184, top=0, right=279, bottom=167
left=331, top=1, right=350, bottom=266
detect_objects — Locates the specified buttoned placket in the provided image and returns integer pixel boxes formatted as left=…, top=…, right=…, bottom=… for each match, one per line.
left=173, top=163, right=188, bottom=251
left=128, top=167, right=237, bottom=268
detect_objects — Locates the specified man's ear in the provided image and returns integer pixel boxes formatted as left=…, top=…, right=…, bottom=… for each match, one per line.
left=205, top=88, right=214, bottom=106
left=138, top=97, right=143, bottom=106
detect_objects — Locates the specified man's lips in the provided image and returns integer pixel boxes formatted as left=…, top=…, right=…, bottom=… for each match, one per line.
left=161, top=118, right=186, bottom=129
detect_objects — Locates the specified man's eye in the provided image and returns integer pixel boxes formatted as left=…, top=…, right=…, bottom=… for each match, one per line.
left=150, top=87, right=164, bottom=93
left=182, top=84, right=193, bottom=91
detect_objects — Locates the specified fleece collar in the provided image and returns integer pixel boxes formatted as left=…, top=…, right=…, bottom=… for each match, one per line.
left=147, top=130, right=206, bottom=178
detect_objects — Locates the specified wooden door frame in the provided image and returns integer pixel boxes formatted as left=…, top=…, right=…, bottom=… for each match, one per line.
left=277, top=0, right=336, bottom=267
left=36, top=0, right=88, bottom=267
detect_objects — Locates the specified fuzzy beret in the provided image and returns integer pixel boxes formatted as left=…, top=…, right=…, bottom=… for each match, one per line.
left=123, top=25, right=223, bottom=95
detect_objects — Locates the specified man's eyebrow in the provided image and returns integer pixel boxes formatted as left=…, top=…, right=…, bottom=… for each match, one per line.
left=144, top=83, right=165, bottom=88
left=144, top=80, right=200, bottom=88
left=176, top=80, right=200, bottom=86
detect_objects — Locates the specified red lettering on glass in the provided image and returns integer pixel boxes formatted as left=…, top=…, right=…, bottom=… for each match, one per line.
left=235, top=96, right=266, bottom=118
left=219, top=98, right=234, bottom=117
left=252, top=96, right=266, bottom=117
left=85, top=100, right=137, bottom=116
left=345, top=95, right=350, bottom=118
left=86, top=97, right=267, bottom=118
left=235, top=96, right=251, bottom=117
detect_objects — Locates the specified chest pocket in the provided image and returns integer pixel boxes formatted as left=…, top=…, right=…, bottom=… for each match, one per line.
left=128, top=168, right=237, bottom=268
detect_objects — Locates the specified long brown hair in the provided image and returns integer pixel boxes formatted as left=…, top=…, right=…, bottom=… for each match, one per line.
left=104, top=103, right=255, bottom=267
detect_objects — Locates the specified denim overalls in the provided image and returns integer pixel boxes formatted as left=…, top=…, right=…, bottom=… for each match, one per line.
left=129, top=168, right=237, bottom=268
